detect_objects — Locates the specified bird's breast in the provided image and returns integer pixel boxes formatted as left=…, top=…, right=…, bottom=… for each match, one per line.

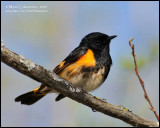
left=59, top=64, right=106, bottom=92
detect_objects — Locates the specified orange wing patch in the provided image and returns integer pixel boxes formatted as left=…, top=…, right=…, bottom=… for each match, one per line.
left=53, top=61, right=69, bottom=74
left=66, top=49, right=96, bottom=73
left=59, top=49, right=96, bottom=80
left=54, top=49, right=96, bottom=78
left=76, top=49, right=96, bottom=67
left=59, top=61, right=65, bottom=68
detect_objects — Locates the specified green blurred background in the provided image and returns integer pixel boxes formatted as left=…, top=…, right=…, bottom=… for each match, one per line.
left=1, top=1, right=159, bottom=127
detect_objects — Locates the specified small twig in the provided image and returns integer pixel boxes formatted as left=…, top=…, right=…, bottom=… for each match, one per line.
left=129, top=38, right=159, bottom=121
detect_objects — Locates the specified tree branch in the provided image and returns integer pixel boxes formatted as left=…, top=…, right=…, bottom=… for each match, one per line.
left=1, top=41, right=158, bottom=127
left=129, top=38, right=159, bottom=121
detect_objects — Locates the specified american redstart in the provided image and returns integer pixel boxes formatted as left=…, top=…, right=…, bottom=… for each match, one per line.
left=15, top=32, right=117, bottom=105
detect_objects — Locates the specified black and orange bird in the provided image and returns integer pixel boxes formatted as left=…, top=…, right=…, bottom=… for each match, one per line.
left=15, top=32, right=117, bottom=105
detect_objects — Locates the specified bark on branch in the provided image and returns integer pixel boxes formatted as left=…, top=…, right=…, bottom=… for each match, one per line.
left=1, top=41, right=158, bottom=127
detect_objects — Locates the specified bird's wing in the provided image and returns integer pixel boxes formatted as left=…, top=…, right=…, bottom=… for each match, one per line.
left=53, top=47, right=88, bottom=74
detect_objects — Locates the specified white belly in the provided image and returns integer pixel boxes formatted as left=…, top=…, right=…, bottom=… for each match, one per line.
left=59, top=66, right=105, bottom=92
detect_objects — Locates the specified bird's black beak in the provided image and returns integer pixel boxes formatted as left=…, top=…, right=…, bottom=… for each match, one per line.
left=109, top=35, right=117, bottom=40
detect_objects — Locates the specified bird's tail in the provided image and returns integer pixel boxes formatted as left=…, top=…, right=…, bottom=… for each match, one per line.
left=15, top=86, right=48, bottom=105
